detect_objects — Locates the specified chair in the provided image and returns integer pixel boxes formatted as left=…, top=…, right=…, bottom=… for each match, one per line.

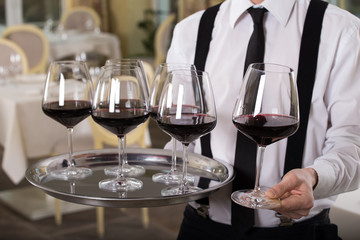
left=60, top=6, right=101, bottom=32
left=90, top=61, right=154, bottom=237
left=0, top=38, right=29, bottom=75
left=2, top=24, right=49, bottom=74
left=154, top=13, right=176, bottom=66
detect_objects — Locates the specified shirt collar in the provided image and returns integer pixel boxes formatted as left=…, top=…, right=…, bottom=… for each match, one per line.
left=229, top=0, right=296, bottom=28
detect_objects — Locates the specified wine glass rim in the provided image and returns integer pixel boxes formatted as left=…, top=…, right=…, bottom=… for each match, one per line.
left=51, top=60, right=87, bottom=65
left=249, top=63, right=294, bottom=73
left=100, top=64, right=141, bottom=70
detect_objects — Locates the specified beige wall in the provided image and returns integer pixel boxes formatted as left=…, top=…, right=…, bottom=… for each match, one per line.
left=108, top=0, right=152, bottom=58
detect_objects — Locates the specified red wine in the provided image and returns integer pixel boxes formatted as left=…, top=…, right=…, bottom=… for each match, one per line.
left=92, top=100, right=149, bottom=137
left=157, top=114, right=217, bottom=145
left=233, top=114, right=298, bottom=146
left=42, top=100, right=92, bottom=128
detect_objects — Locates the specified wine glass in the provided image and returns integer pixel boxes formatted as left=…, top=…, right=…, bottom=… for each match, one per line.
left=92, top=64, right=149, bottom=192
left=42, top=61, right=93, bottom=180
left=9, top=53, right=22, bottom=77
left=157, top=70, right=217, bottom=195
left=103, top=58, right=149, bottom=177
left=231, top=63, right=299, bottom=209
left=0, top=66, right=9, bottom=85
left=150, top=63, right=197, bottom=185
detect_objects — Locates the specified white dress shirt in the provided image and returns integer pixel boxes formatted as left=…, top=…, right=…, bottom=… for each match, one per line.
left=166, top=0, right=360, bottom=227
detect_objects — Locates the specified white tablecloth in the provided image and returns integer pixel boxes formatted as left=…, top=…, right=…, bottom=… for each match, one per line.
left=330, top=189, right=360, bottom=239
left=0, top=75, right=93, bottom=184
left=47, top=31, right=121, bottom=62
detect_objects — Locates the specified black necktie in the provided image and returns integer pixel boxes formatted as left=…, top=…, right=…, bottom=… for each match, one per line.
left=231, top=7, right=267, bottom=231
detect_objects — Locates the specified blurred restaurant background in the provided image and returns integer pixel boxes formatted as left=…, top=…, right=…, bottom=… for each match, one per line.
left=0, top=0, right=359, bottom=239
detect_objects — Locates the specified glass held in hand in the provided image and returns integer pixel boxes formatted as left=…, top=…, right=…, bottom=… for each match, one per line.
left=42, top=60, right=94, bottom=181
left=150, top=63, right=197, bottom=185
left=231, top=63, right=299, bottom=209
left=157, top=70, right=217, bottom=195
left=92, top=64, right=149, bottom=192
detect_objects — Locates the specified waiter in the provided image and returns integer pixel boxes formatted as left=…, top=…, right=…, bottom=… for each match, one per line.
left=165, top=0, right=360, bottom=239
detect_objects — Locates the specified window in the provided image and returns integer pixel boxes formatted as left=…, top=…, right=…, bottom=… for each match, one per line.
left=22, top=0, right=61, bottom=27
left=1, top=0, right=63, bottom=28
left=345, top=0, right=360, bottom=17
left=0, top=0, right=5, bottom=25
left=330, top=0, right=360, bottom=17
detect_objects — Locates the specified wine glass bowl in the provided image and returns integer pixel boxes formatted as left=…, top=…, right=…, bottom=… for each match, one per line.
left=92, top=64, right=149, bottom=192
left=231, top=63, right=299, bottom=209
left=42, top=60, right=94, bottom=181
left=157, top=70, right=217, bottom=195
left=105, top=58, right=150, bottom=99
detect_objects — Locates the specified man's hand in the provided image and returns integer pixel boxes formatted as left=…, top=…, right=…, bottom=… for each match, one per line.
left=265, top=168, right=318, bottom=219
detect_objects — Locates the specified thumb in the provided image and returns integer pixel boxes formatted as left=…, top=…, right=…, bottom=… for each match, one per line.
left=265, top=174, right=297, bottom=199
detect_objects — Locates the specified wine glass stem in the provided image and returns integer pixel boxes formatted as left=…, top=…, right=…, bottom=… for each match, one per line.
left=69, top=181, right=75, bottom=194
left=67, top=127, right=75, bottom=168
left=123, top=136, right=128, bottom=164
left=170, top=137, right=177, bottom=173
left=254, top=145, right=266, bottom=192
left=117, top=136, right=126, bottom=180
left=180, top=143, right=189, bottom=192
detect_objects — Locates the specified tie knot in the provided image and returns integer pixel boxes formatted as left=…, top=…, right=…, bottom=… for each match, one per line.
left=248, top=7, right=267, bottom=24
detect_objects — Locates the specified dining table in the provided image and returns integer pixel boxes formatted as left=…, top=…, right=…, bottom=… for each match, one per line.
left=46, top=30, right=121, bottom=62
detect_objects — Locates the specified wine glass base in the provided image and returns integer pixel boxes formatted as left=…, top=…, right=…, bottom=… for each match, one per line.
left=152, top=171, right=195, bottom=185
left=231, top=188, right=280, bottom=209
left=161, top=185, right=202, bottom=196
left=104, top=164, right=145, bottom=177
left=99, top=177, right=143, bottom=192
left=49, top=167, right=92, bottom=181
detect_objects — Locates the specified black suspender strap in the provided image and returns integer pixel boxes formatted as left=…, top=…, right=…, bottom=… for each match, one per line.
left=194, top=3, right=222, bottom=72
left=196, top=3, right=222, bottom=159
left=194, top=3, right=222, bottom=205
left=196, top=3, right=222, bottom=160
left=283, top=0, right=328, bottom=175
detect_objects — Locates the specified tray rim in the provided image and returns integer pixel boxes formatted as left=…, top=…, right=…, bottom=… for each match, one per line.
left=25, top=148, right=234, bottom=208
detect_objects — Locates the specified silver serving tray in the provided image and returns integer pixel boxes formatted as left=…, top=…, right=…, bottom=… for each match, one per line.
left=25, top=148, right=234, bottom=208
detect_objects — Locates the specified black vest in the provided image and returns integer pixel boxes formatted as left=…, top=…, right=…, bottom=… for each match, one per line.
left=195, top=0, right=328, bottom=204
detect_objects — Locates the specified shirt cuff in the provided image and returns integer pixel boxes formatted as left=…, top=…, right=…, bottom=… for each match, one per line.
left=310, top=163, right=336, bottom=199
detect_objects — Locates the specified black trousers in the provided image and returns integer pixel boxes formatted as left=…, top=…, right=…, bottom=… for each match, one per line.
left=177, top=205, right=341, bottom=240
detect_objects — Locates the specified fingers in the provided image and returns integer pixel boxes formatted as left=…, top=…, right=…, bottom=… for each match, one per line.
left=265, top=169, right=316, bottom=219
left=266, top=168, right=316, bottom=200
left=265, top=171, right=301, bottom=199
left=278, top=198, right=312, bottom=219
left=272, top=194, right=312, bottom=219
left=278, top=192, right=313, bottom=212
